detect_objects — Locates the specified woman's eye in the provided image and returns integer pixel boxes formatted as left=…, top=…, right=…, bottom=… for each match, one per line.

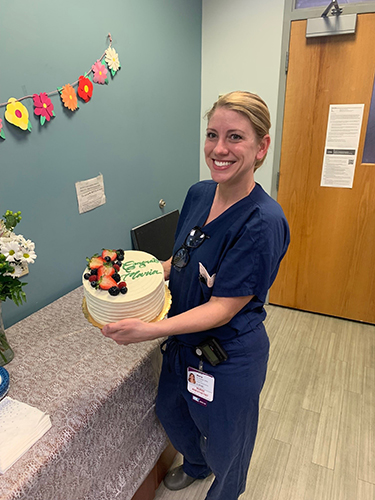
left=230, top=133, right=242, bottom=140
left=206, top=131, right=217, bottom=139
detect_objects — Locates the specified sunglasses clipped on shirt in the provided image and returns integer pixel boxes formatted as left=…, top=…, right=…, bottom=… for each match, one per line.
left=172, top=226, right=210, bottom=269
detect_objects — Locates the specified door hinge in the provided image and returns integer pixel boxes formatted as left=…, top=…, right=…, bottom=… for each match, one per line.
left=276, top=171, right=280, bottom=191
left=285, top=51, right=289, bottom=74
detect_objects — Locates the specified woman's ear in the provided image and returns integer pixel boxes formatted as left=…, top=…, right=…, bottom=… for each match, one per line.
left=256, top=134, right=271, bottom=161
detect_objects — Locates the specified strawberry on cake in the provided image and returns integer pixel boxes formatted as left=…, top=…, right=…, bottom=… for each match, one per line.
left=82, top=249, right=167, bottom=326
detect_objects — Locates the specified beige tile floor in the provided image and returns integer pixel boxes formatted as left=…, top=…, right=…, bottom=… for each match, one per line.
left=155, top=305, right=375, bottom=500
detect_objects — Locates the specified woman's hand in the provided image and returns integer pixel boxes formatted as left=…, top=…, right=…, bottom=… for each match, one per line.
left=162, top=257, right=172, bottom=281
left=102, top=318, right=158, bottom=345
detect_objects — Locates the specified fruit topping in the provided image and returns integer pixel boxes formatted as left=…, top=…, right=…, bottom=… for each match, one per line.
left=113, top=264, right=120, bottom=271
left=88, top=275, right=98, bottom=282
left=84, top=273, right=90, bottom=280
left=112, top=273, right=121, bottom=282
left=120, top=287, right=128, bottom=294
left=88, top=255, right=104, bottom=269
left=118, top=281, right=127, bottom=289
left=99, top=275, right=118, bottom=290
left=102, top=249, right=117, bottom=262
left=90, top=281, right=98, bottom=288
left=117, top=254, right=124, bottom=261
left=109, top=286, right=120, bottom=296
left=97, top=265, right=115, bottom=280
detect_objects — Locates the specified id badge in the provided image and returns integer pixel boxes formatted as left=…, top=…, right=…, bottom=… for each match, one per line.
left=187, top=367, right=215, bottom=403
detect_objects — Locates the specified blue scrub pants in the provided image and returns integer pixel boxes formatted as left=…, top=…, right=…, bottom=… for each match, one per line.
left=156, top=323, right=269, bottom=500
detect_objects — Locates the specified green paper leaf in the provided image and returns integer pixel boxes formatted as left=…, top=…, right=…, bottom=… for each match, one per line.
left=40, top=115, right=46, bottom=126
left=105, top=79, right=109, bottom=85
left=57, top=87, right=63, bottom=94
left=0, top=129, right=5, bottom=140
left=52, top=110, right=56, bottom=117
left=101, top=59, right=106, bottom=66
left=27, top=121, right=32, bottom=132
left=111, top=68, right=116, bottom=77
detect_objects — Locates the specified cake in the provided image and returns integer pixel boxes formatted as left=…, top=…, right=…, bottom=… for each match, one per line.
left=82, top=249, right=166, bottom=326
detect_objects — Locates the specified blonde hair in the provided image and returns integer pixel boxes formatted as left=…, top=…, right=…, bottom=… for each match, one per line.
left=205, top=91, right=271, bottom=170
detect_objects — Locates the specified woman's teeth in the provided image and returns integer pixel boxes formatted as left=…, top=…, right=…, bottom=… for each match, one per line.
left=214, top=160, right=233, bottom=167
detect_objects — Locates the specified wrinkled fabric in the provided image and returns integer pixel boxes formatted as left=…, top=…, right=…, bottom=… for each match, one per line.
left=1, top=287, right=167, bottom=500
left=156, top=326, right=269, bottom=500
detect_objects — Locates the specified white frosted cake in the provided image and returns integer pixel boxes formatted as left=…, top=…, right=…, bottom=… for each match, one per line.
left=82, top=249, right=166, bottom=326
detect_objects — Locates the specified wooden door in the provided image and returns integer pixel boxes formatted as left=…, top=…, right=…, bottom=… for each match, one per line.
left=269, top=14, right=375, bottom=324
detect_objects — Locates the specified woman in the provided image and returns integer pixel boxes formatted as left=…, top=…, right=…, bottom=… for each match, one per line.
left=102, top=91, right=290, bottom=500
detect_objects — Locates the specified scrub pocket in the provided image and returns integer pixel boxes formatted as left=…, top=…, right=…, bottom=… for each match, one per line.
left=199, top=279, right=213, bottom=302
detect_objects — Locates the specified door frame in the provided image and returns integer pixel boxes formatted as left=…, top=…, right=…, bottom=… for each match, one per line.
left=271, top=0, right=375, bottom=201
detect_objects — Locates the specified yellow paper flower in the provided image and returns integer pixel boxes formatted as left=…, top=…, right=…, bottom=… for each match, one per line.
left=105, top=47, right=120, bottom=72
left=5, top=98, right=31, bottom=131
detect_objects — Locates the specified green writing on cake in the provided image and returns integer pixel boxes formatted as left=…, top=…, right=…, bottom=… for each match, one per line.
left=120, top=259, right=162, bottom=280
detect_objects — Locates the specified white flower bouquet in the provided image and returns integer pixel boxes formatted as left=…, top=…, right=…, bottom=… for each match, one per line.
left=0, top=211, right=37, bottom=305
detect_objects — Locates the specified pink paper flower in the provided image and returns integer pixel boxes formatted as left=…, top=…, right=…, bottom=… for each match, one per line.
left=92, top=60, right=108, bottom=85
left=33, top=92, right=55, bottom=125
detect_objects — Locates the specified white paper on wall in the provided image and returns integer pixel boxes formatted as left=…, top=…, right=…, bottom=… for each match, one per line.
left=75, top=173, right=106, bottom=214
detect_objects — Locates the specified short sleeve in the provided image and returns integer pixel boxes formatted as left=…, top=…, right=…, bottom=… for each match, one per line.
left=212, top=208, right=289, bottom=302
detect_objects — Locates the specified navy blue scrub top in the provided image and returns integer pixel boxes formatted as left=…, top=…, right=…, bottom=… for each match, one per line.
left=168, top=180, right=290, bottom=346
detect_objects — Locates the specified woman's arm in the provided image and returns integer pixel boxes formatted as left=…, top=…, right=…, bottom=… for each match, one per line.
left=162, top=257, right=172, bottom=281
left=101, top=294, right=254, bottom=345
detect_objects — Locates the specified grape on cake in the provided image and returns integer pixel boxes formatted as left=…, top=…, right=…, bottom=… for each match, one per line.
left=82, top=249, right=166, bottom=326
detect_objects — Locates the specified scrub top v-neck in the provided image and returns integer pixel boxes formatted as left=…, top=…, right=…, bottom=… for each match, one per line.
left=168, top=180, right=290, bottom=346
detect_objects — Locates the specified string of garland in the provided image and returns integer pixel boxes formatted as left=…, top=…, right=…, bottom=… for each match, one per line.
left=0, top=33, right=120, bottom=140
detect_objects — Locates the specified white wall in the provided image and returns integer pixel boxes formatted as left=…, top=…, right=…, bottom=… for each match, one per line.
left=200, top=0, right=285, bottom=195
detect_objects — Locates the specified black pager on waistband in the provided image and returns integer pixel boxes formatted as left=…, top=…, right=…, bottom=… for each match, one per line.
left=195, top=337, right=228, bottom=366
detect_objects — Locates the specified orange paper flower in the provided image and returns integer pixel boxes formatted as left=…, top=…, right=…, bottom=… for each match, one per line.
left=60, top=84, right=78, bottom=111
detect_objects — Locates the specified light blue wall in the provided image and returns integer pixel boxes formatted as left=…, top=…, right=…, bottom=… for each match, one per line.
left=0, top=0, right=202, bottom=327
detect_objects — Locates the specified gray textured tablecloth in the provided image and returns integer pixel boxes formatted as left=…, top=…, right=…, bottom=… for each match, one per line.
left=0, top=287, right=168, bottom=500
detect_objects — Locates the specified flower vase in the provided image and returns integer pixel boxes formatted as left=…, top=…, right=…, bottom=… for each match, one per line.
left=0, top=301, right=14, bottom=367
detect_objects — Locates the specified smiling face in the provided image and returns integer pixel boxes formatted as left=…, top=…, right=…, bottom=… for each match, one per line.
left=204, top=107, right=270, bottom=191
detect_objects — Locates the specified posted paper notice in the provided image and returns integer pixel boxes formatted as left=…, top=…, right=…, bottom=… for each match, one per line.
left=321, top=104, right=364, bottom=188
left=75, top=174, right=106, bottom=214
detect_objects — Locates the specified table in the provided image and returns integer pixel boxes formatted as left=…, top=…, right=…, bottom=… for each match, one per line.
left=0, top=287, right=169, bottom=500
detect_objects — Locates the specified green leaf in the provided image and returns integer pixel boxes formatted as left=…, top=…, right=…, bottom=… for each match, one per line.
left=0, top=129, right=5, bottom=140
left=111, top=68, right=116, bottom=77
left=57, top=87, right=63, bottom=94
left=52, top=110, right=56, bottom=117
left=27, top=121, right=32, bottom=132
left=40, top=115, right=46, bottom=126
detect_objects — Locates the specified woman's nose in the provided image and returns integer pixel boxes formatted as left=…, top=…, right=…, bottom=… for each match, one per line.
left=213, top=138, right=228, bottom=156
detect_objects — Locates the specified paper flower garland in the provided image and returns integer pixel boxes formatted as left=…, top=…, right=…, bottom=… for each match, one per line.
left=105, top=47, right=121, bottom=76
left=0, top=118, right=5, bottom=140
left=92, top=60, right=108, bottom=85
left=5, top=98, right=32, bottom=132
left=33, top=92, right=55, bottom=126
left=77, top=76, right=93, bottom=103
left=0, top=34, right=120, bottom=142
left=59, top=84, right=79, bottom=111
